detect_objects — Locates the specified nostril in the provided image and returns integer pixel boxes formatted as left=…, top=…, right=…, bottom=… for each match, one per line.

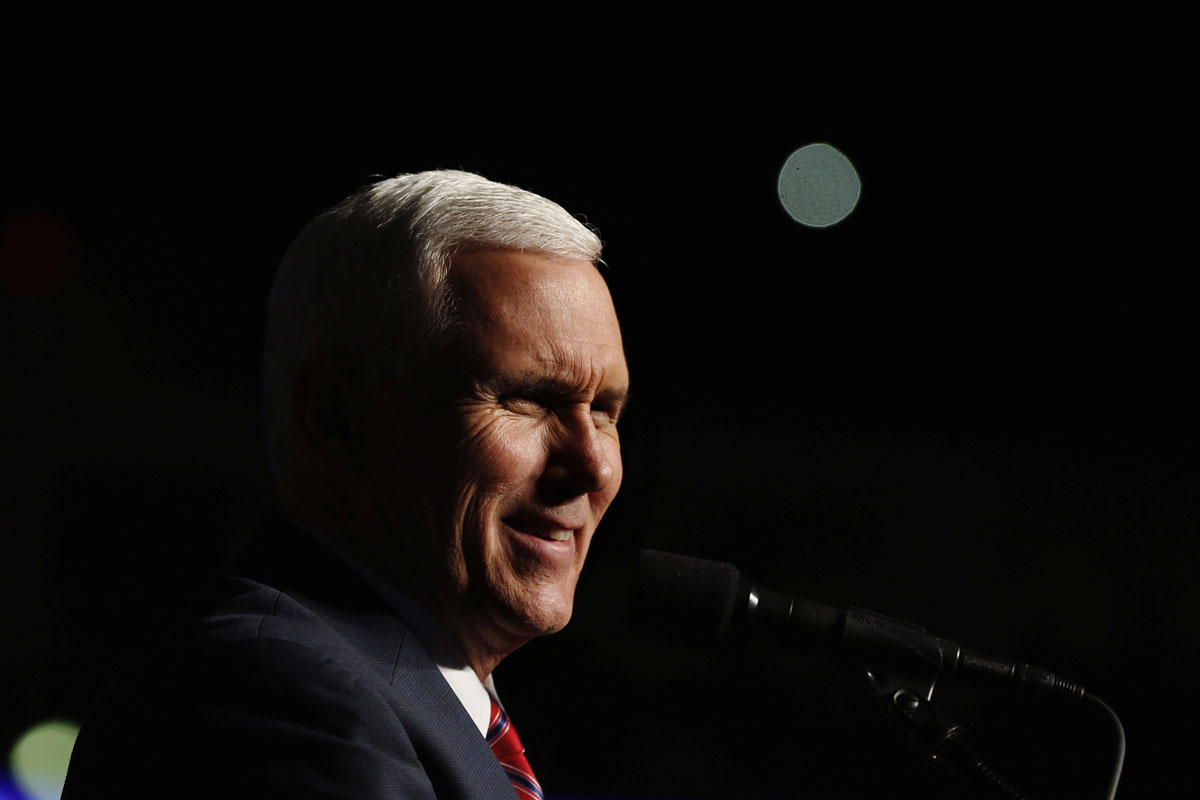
left=541, top=411, right=617, bottom=496
left=539, top=448, right=611, bottom=500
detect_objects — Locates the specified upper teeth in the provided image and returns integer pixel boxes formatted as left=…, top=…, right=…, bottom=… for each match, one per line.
left=545, top=530, right=572, bottom=541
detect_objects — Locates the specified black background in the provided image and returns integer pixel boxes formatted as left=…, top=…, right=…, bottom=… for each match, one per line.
left=3, top=57, right=1195, bottom=799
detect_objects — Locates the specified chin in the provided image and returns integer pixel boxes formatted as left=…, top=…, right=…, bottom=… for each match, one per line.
left=496, top=585, right=577, bottom=640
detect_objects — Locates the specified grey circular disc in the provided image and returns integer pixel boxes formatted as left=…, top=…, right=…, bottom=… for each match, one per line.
left=777, top=143, right=861, bottom=227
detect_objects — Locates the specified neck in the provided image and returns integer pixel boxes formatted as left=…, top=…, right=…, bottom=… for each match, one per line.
left=278, top=482, right=530, bottom=682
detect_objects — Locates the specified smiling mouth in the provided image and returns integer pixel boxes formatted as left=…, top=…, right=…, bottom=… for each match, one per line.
left=503, top=517, right=575, bottom=542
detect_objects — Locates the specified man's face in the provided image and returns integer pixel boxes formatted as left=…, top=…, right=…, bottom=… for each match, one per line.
left=363, top=248, right=628, bottom=657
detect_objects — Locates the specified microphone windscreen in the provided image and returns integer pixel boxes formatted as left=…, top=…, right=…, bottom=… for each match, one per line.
left=632, top=549, right=744, bottom=645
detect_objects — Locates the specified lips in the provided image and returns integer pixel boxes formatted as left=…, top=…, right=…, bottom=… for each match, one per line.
left=502, top=515, right=577, bottom=542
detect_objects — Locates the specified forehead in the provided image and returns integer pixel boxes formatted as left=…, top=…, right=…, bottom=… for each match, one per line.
left=448, top=248, right=627, bottom=385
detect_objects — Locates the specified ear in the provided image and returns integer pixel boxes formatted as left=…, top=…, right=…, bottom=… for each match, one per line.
left=291, top=356, right=363, bottom=486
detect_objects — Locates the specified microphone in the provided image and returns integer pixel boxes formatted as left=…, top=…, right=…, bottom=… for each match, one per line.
left=632, top=549, right=1084, bottom=698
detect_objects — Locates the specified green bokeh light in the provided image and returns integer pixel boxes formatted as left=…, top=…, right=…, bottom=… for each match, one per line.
left=10, top=720, right=80, bottom=800
left=777, top=143, right=861, bottom=227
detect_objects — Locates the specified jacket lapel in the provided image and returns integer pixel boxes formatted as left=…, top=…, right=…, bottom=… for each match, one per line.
left=237, top=516, right=517, bottom=799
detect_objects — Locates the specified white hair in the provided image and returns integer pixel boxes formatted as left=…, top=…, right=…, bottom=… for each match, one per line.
left=261, top=169, right=603, bottom=479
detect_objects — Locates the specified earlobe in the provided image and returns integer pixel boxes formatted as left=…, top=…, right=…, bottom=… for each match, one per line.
left=292, top=357, right=360, bottom=485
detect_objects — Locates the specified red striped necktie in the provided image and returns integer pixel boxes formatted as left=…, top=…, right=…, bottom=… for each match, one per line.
left=486, top=700, right=544, bottom=800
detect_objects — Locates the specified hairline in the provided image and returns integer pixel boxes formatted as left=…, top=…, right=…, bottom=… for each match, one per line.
left=261, top=170, right=604, bottom=480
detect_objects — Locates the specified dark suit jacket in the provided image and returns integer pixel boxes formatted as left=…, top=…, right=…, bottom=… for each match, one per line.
left=62, top=517, right=518, bottom=799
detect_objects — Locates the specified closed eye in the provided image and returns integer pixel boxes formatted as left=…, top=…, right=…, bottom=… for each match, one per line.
left=592, top=387, right=629, bottom=426
left=500, top=395, right=550, bottom=416
left=590, top=403, right=620, bottom=428
left=493, top=376, right=628, bottom=424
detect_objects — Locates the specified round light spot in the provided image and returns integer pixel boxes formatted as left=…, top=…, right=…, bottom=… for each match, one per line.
left=777, top=143, right=861, bottom=227
left=10, top=720, right=80, bottom=800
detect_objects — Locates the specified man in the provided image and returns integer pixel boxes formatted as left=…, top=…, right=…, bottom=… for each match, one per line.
left=63, top=170, right=629, bottom=799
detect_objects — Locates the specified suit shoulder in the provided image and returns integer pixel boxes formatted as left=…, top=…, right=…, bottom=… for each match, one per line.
left=62, top=578, right=435, bottom=799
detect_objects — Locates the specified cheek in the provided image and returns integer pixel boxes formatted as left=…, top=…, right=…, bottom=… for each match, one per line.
left=453, top=417, right=550, bottom=564
left=458, top=415, right=548, bottom=494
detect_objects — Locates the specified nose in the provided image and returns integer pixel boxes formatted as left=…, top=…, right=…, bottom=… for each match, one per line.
left=543, top=409, right=617, bottom=498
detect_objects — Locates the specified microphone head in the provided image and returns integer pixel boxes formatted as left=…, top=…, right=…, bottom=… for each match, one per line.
left=632, top=549, right=745, bottom=645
